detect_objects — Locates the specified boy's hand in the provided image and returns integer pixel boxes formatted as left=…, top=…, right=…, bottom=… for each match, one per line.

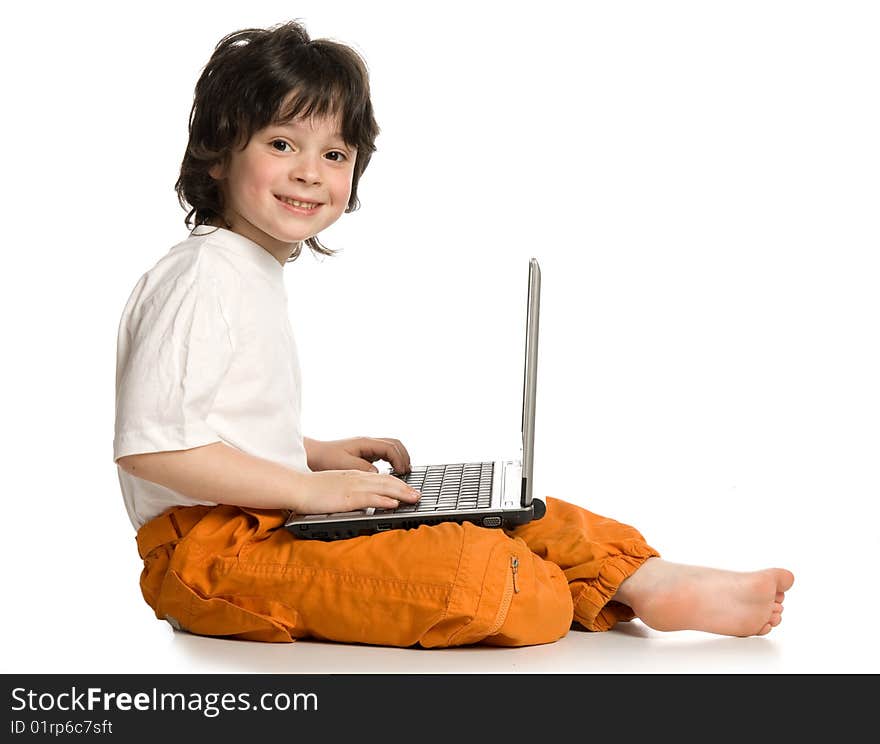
left=304, top=436, right=412, bottom=475
left=295, top=470, right=421, bottom=515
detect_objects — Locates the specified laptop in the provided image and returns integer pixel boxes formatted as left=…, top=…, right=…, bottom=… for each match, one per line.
left=284, top=258, right=546, bottom=540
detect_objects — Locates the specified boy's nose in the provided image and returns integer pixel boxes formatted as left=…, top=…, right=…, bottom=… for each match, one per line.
left=290, top=154, right=321, bottom=185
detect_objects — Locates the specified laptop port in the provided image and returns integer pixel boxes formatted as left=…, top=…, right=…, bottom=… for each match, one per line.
left=376, top=522, right=392, bottom=531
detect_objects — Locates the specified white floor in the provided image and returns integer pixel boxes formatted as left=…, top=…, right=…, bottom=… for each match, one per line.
left=142, top=620, right=812, bottom=675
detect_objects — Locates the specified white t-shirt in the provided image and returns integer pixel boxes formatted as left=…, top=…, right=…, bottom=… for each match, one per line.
left=114, top=225, right=310, bottom=530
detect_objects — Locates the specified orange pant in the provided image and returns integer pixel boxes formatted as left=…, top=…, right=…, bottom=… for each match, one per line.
left=135, top=497, right=660, bottom=647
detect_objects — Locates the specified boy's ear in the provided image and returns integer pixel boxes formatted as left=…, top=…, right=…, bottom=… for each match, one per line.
left=208, top=162, right=226, bottom=180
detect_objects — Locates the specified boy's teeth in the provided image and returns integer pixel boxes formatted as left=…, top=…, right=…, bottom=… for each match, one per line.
left=279, top=196, right=318, bottom=209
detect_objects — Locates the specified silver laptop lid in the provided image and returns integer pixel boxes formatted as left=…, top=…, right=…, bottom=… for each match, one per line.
left=521, top=258, right=541, bottom=507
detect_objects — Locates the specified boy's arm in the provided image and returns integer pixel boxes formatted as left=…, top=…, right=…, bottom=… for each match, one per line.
left=117, top=442, right=420, bottom=514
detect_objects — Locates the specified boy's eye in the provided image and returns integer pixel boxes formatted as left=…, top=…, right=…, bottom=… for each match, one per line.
left=269, top=141, right=347, bottom=161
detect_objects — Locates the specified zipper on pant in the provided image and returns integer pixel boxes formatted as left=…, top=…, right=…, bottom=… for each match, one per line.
left=486, top=554, right=519, bottom=636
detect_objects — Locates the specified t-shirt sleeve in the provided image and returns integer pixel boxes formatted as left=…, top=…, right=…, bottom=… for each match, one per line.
left=113, top=273, right=234, bottom=461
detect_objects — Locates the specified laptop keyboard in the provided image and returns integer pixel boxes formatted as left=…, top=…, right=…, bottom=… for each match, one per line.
left=384, top=462, right=494, bottom=513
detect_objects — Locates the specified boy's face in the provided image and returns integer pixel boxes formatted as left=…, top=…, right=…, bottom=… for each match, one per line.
left=209, top=113, right=356, bottom=264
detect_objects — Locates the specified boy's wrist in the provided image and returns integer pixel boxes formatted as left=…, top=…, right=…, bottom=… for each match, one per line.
left=302, top=437, right=326, bottom=471
left=286, top=468, right=314, bottom=514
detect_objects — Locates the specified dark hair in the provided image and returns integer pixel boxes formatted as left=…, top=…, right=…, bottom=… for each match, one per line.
left=174, top=20, right=379, bottom=261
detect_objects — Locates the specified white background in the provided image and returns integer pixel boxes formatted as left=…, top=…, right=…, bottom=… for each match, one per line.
left=1, top=0, right=878, bottom=674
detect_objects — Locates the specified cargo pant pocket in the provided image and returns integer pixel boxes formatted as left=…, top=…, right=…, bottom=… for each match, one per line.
left=432, top=534, right=520, bottom=648
left=156, top=569, right=300, bottom=644
left=484, top=540, right=573, bottom=647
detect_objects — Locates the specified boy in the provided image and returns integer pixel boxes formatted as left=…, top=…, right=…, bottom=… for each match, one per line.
left=114, top=20, right=793, bottom=646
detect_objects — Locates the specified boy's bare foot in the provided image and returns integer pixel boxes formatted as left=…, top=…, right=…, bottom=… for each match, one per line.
left=613, top=558, right=795, bottom=637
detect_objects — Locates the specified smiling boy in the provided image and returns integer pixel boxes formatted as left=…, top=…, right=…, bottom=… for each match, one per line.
left=115, top=20, right=793, bottom=646
left=207, top=107, right=357, bottom=264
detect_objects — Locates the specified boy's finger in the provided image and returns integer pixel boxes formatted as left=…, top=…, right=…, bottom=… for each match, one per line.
left=336, top=452, right=378, bottom=472
left=378, top=473, right=420, bottom=502
left=359, top=437, right=410, bottom=474
left=352, top=458, right=378, bottom=472
left=376, top=437, right=411, bottom=473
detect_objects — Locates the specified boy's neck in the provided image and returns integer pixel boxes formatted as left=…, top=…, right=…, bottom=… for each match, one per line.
left=207, top=218, right=295, bottom=266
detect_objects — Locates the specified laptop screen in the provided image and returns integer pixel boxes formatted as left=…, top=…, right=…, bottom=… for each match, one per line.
left=520, top=258, right=541, bottom=507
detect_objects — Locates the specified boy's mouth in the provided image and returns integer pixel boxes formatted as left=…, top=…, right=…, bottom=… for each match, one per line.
left=275, top=194, right=322, bottom=212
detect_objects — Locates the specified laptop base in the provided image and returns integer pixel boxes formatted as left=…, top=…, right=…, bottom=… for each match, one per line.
left=288, top=498, right=546, bottom=542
